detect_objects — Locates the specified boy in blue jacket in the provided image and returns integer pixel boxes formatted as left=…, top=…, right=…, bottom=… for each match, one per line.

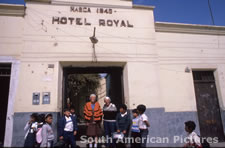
left=58, top=108, right=78, bottom=148
left=116, top=104, right=131, bottom=136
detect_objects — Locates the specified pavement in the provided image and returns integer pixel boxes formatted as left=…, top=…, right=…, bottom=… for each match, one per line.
left=210, top=142, right=225, bottom=147
left=76, top=141, right=225, bottom=147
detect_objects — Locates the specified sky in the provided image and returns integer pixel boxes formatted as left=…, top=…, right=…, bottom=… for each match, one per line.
left=0, top=0, right=225, bottom=26
left=133, top=0, right=225, bottom=26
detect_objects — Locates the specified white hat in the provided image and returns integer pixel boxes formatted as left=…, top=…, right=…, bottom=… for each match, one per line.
left=105, top=96, right=111, bottom=101
left=90, top=94, right=96, bottom=98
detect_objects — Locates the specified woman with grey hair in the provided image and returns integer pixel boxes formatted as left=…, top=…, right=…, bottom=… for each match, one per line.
left=84, top=94, right=103, bottom=148
left=103, top=96, right=117, bottom=148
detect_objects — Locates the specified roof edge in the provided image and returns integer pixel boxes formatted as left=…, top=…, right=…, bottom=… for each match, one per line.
left=132, top=4, right=155, bottom=10
left=155, top=22, right=225, bottom=35
left=25, top=0, right=51, bottom=3
left=0, top=3, right=25, bottom=17
left=50, top=0, right=132, bottom=9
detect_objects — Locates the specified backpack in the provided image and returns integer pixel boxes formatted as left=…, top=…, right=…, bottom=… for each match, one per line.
left=36, top=114, right=45, bottom=144
left=198, top=135, right=210, bottom=148
left=200, top=138, right=210, bottom=148
left=36, top=127, right=43, bottom=144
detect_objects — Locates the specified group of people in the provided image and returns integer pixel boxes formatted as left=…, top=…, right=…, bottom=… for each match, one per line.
left=84, top=94, right=150, bottom=148
left=24, top=113, right=54, bottom=147
left=23, top=94, right=205, bottom=148
left=24, top=107, right=79, bottom=148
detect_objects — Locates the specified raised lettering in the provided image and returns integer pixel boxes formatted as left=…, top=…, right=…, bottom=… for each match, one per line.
left=127, top=21, right=134, bottom=28
left=120, top=20, right=126, bottom=27
left=70, top=6, right=75, bottom=12
left=52, top=17, right=60, bottom=24
left=76, top=18, right=83, bottom=25
left=107, top=20, right=113, bottom=27
left=99, top=19, right=105, bottom=26
left=113, top=20, right=119, bottom=27
left=84, top=18, right=91, bottom=26
left=68, top=17, right=74, bottom=25
left=60, top=17, right=67, bottom=24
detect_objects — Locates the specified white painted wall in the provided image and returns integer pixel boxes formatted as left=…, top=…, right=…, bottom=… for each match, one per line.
left=157, top=32, right=225, bottom=112
left=1, top=1, right=225, bottom=146
left=10, top=1, right=157, bottom=112
left=127, top=62, right=161, bottom=109
left=14, top=62, right=60, bottom=112
left=0, top=57, right=20, bottom=147
left=0, top=16, right=23, bottom=58
left=0, top=15, right=24, bottom=147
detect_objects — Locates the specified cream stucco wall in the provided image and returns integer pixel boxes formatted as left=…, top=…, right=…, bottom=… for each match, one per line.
left=0, top=15, right=24, bottom=146
left=1, top=1, right=225, bottom=147
left=157, top=32, right=225, bottom=112
left=14, top=62, right=60, bottom=112
left=0, top=16, right=23, bottom=58
left=1, top=1, right=225, bottom=114
left=127, top=62, right=161, bottom=109
left=1, top=0, right=225, bottom=114
left=9, top=1, right=157, bottom=112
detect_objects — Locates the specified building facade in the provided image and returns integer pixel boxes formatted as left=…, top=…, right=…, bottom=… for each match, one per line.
left=0, top=0, right=225, bottom=147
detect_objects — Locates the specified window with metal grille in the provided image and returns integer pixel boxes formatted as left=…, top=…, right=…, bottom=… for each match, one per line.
left=192, top=71, right=215, bottom=82
left=0, top=64, right=11, bottom=77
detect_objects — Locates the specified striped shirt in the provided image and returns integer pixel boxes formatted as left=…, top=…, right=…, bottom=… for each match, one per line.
left=131, top=116, right=140, bottom=133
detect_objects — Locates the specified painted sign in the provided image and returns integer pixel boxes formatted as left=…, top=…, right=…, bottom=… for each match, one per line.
left=52, top=6, right=134, bottom=28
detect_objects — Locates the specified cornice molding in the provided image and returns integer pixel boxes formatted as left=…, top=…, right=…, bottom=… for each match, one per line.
left=51, top=0, right=132, bottom=9
left=132, top=4, right=155, bottom=10
left=25, top=0, right=51, bottom=3
left=155, top=22, right=225, bottom=35
left=0, top=4, right=25, bottom=17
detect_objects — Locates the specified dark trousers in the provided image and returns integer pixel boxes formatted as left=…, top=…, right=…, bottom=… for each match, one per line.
left=104, top=121, right=116, bottom=148
left=131, top=132, right=141, bottom=148
left=140, top=129, right=148, bottom=148
left=24, top=133, right=36, bottom=147
left=114, top=130, right=128, bottom=148
left=63, top=131, right=76, bottom=148
left=115, top=138, right=126, bottom=148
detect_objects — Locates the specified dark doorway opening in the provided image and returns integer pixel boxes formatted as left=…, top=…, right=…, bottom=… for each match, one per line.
left=62, top=67, right=124, bottom=140
left=0, top=64, right=11, bottom=146
left=193, top=71, right=225, bottom=142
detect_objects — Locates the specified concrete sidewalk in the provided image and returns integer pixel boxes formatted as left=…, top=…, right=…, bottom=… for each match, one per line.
left=210, top=142, right=225, bottom=147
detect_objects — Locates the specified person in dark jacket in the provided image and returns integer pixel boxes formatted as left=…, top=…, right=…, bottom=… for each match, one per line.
left=115, top=104, right=131, bottom=148
left=116, top=104, right=131, bottom=136
left=70, top=106, right=76, bottom=118
left=58, top=108, right=78, bottom=148
left=103, top=96, right=117, bottom=148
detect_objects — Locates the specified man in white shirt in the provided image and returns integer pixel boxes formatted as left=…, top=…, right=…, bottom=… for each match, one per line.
left=58, top=108, right=78, bottom=148
left=184, top=121, right=202, bottom=148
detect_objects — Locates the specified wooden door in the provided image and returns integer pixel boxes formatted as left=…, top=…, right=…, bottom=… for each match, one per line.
left=193, top=71, right=225, bottom=142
